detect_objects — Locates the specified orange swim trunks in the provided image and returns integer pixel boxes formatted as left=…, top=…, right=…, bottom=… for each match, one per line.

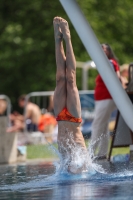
left=56, top=107, right=82, bottom=123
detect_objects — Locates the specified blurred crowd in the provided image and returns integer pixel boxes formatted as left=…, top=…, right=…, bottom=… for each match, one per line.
left=0, top=94, right=57, bottom=144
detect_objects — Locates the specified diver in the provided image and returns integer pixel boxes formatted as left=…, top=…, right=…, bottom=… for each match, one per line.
left=53, top=16, right=89, bottom=174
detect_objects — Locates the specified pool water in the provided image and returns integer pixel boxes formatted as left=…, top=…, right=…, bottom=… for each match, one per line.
left=0, top=159, right=133, bottom=200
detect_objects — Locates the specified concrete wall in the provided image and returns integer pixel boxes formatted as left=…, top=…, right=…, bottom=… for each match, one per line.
left=0, top=117, right=17, bottom=164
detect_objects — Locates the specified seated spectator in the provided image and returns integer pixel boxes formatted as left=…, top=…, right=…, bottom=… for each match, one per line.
left=0, top=99, right=7, bottom=116
left=120, top=63, right=129, bottom=89
left=48, top=95, right=54, bottom=114
left=7, top=95, right=41, bottom=133
left=7, top=112, right=24, bottom=132
left=42, top=95, right=54, bottom=115
left=38, top=112, right=57, bottom=143
left=18, top=95, right=41, bottom=132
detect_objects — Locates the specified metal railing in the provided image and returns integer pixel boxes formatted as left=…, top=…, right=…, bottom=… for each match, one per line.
left=23, top=90, right=95, bottom=132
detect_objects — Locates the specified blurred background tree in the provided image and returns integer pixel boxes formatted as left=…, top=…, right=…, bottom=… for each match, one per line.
left=77, top=0, right=133, bottom=63
left=0, top=0, right=133, bottom=110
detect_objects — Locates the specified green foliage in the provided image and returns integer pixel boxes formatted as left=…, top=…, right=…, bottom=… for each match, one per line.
left=88, top=68, right=98, bottom=90
left=77, top=0, right=133, bottom=64
left=0, top=0, right=68, bottom=108
left=0, top=0, right=133, bottom=109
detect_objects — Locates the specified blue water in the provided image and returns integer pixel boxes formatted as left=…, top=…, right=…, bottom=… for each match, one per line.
left=0, top=160, right=133, bottom=200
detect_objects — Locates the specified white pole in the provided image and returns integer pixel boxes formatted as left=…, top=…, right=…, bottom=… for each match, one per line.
left=59, top=0, right=133, bottom=131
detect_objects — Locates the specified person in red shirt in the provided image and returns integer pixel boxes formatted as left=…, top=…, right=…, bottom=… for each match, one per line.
left=91, top=44, right=121, bottom=160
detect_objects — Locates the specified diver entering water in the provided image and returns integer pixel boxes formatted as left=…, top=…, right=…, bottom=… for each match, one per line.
left=53, top=16, right=89, bottom=174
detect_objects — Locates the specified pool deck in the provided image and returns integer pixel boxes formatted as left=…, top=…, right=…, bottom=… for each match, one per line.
left=0, top=157, right=59, bottom=167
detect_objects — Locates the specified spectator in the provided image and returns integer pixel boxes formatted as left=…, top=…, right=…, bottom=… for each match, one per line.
left=7, top=112, right=24, bottom=132
left=0, top=99, right=7, bottom=116
left=18, top=95, right=41, bottom=132
left=120, top=63, right=129, bottom=89
left=47, top=95, right=54, bottom=114
left=90, top=43, right=121, bottom=160
left=7, top=95, right=41, bottom=132
left=42, top=95, right=54, bottom=115
left=38, top=112, right=57, bottom=143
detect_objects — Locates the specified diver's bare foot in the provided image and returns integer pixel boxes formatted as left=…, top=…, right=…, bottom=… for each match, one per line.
left=53, top=17, right=63, bottom=41
left=59, top=17, right=71, bottom=41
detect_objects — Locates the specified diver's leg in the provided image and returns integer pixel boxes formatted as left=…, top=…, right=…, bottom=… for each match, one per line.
left=59, top=18, right=81, bottom=118
left=53, top=17, right=67, bottom=116
left=57, top=17, right=89, bottom=174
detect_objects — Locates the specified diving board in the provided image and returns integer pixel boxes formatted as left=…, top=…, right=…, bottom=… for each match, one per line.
left=59, top=0, right=133, bottom=132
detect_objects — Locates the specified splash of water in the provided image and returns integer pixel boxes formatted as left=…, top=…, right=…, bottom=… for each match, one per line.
left=55, top=127, right=92, bottom=174
left=43, top=125, right=107, bottom=174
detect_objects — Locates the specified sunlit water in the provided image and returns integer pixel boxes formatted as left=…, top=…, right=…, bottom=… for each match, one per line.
left=0, top=160, right=133, bottom=200
left=0, top=133, right=133, bottom=200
